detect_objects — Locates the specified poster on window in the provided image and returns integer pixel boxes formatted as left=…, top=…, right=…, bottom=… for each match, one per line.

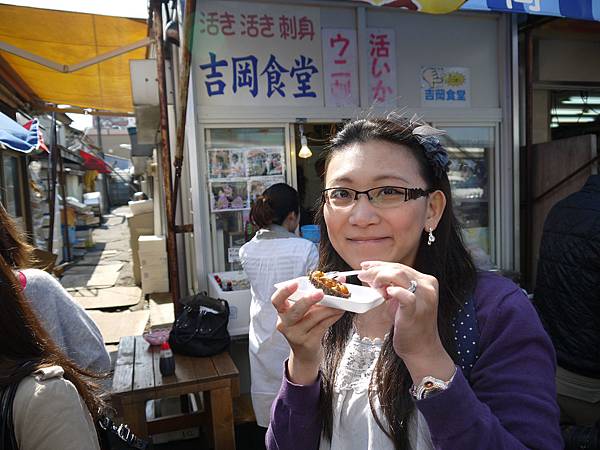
left=421, top=66, right=470, bottom=108
left=246, top=147, right=284, bottom=177
left=210, top=180, right=249, bottom=211
left=366, top=28, right=397, bottom=106
left=249, top=176, right=286, bottom=203
left=208, top=149, right=247, bottom=179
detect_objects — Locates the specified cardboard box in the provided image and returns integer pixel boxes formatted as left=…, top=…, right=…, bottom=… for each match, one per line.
left=83, top=215, right=100, bottom=226
left=128, top=213, right=155, bottom=286
left=140, top=255, right=168, bottom=267
left=128, top=212, right=154, bottom=231
left=138, top=235, right=166, bottom=256
left=129, top=198, right=154, bottom=216
left=141, top=272, right=169, bottom=294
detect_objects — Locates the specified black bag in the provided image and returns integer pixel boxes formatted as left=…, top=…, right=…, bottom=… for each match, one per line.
left=97, top=414, right=151, bottom=450
left=0, top=380, right=18, bottom=450
left=169, top=292, right=231, bottom=357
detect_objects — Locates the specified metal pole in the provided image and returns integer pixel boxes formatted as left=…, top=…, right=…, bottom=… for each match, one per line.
left=58, top=146, right=71, bottom=261
left=172, top=0, right=197, bottom=226
left=524, top=28, right=534, bottom=289
left=152, top=0, right=181, bottom=314
left=47, top=112, right=58, bottom=253
left=95, top=116, right=111, bottom=214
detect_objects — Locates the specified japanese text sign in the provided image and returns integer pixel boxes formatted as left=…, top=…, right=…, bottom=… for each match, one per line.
left=195, top=1, right=323, bottom=106
left=322, top=29, right=359, bottom=107
left=366, top=28, right=397, bottom=107
left=421, top=66, right=470, bottom=108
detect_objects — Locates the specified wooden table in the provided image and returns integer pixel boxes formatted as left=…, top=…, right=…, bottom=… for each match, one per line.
left=111, top=336, right=239, bottom=449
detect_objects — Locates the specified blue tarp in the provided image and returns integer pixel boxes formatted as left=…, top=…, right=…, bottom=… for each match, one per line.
left=462, top=0, right=600, bottom=22
left=0, top=112, right=40, bottom=153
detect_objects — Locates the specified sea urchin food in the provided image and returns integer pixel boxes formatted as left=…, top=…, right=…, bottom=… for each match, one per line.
left=308, top=271, right=351, bottom=298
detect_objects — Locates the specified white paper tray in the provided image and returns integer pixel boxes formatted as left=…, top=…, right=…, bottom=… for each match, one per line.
left=275, top=276, right=384, bottom=314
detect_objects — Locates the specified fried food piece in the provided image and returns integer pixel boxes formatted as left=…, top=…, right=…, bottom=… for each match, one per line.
left=309, top=271, right=351, bottom=298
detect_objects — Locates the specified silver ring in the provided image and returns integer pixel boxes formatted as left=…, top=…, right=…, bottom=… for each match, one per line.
left=407, top=280, right=417, bottom=294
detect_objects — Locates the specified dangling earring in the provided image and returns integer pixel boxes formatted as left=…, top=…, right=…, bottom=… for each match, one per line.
left=427, top=227, right=436, bottom=246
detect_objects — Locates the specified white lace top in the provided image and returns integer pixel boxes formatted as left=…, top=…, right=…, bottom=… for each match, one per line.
left=318, top=332, right=434, bottom=450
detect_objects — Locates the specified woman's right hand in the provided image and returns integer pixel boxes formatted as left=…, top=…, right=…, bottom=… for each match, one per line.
left=272, top=281, right=345, bottom=385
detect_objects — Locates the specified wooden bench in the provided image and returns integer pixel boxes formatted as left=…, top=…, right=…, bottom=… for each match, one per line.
left=111, top=336, right=239, bottom=449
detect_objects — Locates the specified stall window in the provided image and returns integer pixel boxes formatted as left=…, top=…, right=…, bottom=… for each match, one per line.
left=437, top=126, right=495, bottom=268
left=1, top=153, right=23, bottom=219
left=204, top=127, right=287, bottom=272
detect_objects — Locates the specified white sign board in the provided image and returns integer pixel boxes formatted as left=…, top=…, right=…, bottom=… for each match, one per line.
left=322, top=29, right=359, bottom=107
left=366, top=28, right=397, bottom=107
left=421, top=66, right=471, bottom=108
left=195, top=1, right=323, bottom=106
left=228, top=247, right=241, bottom=263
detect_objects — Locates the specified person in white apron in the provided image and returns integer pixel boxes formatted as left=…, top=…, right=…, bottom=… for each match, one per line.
left=239, top=183, right=318, bottom=433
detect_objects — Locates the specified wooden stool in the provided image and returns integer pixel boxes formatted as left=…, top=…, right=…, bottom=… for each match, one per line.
left=111, top=336, right=239, bottom=449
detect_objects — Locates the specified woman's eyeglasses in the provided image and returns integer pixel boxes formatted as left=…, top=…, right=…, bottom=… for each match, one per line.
left=321, top=186, right=432, bottom=209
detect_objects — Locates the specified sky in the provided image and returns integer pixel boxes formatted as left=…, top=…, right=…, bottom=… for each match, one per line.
left=0, top=0, right=148, bottom=18
left=67, top=113, right=93, bottom=131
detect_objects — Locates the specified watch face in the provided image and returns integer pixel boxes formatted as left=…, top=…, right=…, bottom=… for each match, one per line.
left=422, top=386, right=444, bottom=399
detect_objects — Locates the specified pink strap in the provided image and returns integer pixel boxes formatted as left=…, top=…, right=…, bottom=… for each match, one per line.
left=18, top=271, right=26, bottom=290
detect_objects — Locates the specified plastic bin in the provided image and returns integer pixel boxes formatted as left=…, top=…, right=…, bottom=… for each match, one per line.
left=300, top=225, right=320, bottom=243
left=208, top=271, right=251, bottom=336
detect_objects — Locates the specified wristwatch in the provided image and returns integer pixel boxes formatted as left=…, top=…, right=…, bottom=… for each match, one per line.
left=410, top=368, right=457, bottom=400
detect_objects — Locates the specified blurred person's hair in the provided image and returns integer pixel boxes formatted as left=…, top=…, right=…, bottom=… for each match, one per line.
left=0, top=202, right=33, bottom=268
left=250, top=183, right=299, bottom=229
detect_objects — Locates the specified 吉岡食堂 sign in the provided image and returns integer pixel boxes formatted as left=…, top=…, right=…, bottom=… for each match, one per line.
left=195, top=1, right=323, bottom=107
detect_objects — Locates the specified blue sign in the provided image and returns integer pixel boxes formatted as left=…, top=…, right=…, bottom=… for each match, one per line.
left=462, top=0, right=600, bottom=22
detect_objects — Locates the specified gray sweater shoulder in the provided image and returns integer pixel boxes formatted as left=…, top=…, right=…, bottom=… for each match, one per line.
left=21, top=269, right=111, bottom=373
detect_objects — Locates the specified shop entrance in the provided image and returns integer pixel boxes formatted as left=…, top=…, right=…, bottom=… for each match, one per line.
left=526, top=90, right=599, bottom=285
left=293, top=122, right=343, bottom=229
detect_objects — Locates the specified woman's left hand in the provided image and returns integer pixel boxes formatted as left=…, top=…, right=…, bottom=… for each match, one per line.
left=358, top=261, right=455, bottom=383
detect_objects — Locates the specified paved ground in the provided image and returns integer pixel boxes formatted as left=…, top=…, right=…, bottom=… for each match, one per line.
left=58, top=206, right=264, bottom=450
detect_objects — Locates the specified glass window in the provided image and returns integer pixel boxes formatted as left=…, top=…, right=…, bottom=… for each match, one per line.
left=438, top=126, right=494, bottom=268
left=204, top=127, right=287, bottom=272
left=2, top=154, right=22, bottom=218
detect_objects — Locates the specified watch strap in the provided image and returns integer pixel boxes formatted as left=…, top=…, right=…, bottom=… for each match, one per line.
left=410, top=367, right=457, bottom=400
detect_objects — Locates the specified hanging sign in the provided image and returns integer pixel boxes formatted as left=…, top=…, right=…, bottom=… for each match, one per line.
left=421, top=66, right=471, bottom=108
left=195, top=1, right=323, bottom=106
left=366, top=28, right=397, bottom=107
left=357, top=0, right=467, bottom=14
left=461, top=0, right=600, bottom=23
left=322, top=29, right=359, bottom=107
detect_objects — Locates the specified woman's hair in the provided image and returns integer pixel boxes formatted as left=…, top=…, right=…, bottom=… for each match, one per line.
left=0, top=202, right=33, bottom=268
left=316, top=116, right=477, bottom=449
left=250, top=183, right=299, bottom=229
left=0, top=254, right=105, bottom=421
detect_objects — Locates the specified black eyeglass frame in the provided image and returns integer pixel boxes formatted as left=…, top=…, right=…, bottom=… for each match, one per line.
left=321, top=185, right=434, bottom=206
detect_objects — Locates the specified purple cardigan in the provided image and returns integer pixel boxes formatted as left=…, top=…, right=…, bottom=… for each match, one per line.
left=266, top=272, right=563, bottom=449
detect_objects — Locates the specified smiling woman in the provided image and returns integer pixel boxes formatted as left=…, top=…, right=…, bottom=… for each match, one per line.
left=266, top=115, right=563, bottom=450
left=321, top=139, right=445, bottom=271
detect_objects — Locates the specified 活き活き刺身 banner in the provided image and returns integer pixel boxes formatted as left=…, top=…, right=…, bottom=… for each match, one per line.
left=356, top=0, right=600, bottom=22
